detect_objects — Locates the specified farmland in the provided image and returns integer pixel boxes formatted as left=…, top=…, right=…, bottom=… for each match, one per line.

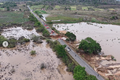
left=29, top=4, right=120, bottom=25
left=0, top=12, right=28, bottom=24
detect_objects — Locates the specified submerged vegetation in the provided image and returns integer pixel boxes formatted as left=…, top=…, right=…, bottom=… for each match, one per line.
left=0, top=35, right=30, bottom=48
left=30, top=50, right=36, bottom=55
left=79, top=37, right=101, bottom=54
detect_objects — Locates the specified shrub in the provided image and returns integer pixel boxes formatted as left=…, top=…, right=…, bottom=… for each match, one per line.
left=65, top=32, right=76, bottom=41
left=43, top=30, right=50, bottom=37
left=0, top=35, right=8, bottom=47
left=31, top=36, right=42, bottom=43
left=23, top=38, right=30, bottom=42
left=8, top=38, right=17, bottom=48
left=34, top=22, right=41, bottom=27
left=46, top=39, right=51, bottom=44
left=91, top=18, right=96, bottom=22
left=41, top=63, right=46, bottom=69
left=36, top=26, right=45, bottom=32
left=30, top=50, right=36, bottom=55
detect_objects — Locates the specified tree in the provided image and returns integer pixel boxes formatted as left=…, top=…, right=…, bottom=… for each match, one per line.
left=7, top=7, right=10, bottom=11
left=65, top=32, right=76, bottom=41
left=79, top=37, right=101, bottom=54
left=43, top=30, right=50, bottom=37
left=39, top=15, right=43, bottom=18
left=73, top=65, right=86, bottom=80
left=86, top=75, right=97, bottom=80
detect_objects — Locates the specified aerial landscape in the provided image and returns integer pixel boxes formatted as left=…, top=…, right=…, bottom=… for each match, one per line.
left=0, top=0, right=120, bottom=80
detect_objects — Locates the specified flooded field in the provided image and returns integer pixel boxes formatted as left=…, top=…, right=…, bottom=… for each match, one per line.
left=53, top=22, right=120, bottom=63
left=1, top=27, right=40, bottom=40
left=0, top=27, right=74, bottom=80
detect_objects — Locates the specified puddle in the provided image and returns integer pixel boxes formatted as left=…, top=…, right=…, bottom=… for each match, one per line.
left=53, top=22, right=120, bottom=63
left=0, top=40, right=74, bottom=80
left=1, top=27, right=40, bottom=40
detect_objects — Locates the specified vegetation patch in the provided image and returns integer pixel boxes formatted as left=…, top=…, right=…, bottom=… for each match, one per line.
left=34, top=10, right=47, bottom=14
left=74, top=65, right=97, bottom=80
left=46, top=40, right=76, bottom=72
left=0, top=12, right=28, bottom=24
left=55, top=5, right=61, bottom=9
left=41, top=63, right=46, bottom=69
left=31, top=5, right=44, bottom=11
left=29, top=13, right=50, bottom=37
left=70, top=6, right=76, bottom=10
left=0, top=8, right=4, bottom=11
left=82, top=7, right=88, bottom=10
left=65, top=32, right=76, bottom=41
left=30, top=50, right=36, bottom=55
left=46, top=15, right=83, bottom=23
left=31, top=35, right=43, bottom=43
left=79, top=37, right=101, bottom=55
left=47, top=39, right=97, bottom=79
left=0, top=3, right=3, bottom=4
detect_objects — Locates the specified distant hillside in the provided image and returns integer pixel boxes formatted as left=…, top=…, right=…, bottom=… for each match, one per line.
left=0, top=0, right=120, bottom=5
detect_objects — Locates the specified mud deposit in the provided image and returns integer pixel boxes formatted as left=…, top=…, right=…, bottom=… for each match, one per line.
left=53, top=22, right=120, bottom=63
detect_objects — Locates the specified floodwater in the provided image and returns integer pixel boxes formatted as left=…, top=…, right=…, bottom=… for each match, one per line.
left=0, top=27, right=74, bottom=80
left=53, top=22, right=120, bottom=63
left=1, top=27, right=40, bottom=40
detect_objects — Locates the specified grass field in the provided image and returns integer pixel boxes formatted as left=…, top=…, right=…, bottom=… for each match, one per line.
left=0, top=12, right=28, bottom=24
left=82, top=7, right=88, bottom=10
left=70, top=6, right=76, bottom=10
left=54, top=5, right=61, bottom=9
left=46, top=15, right=82, bottom=23
left=34, top=10, right=47, bottom=14
left=0, top=3, right=3, bottom=4
left=109, top=8, right=115, bottom=11
left=0, top=8, right=4, bottom=11
left=45, top=5, right=49, bottom=10
left=31, top=5, right=44, bottom=11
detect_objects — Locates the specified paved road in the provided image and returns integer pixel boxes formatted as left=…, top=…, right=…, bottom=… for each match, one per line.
left=27, top=6, right=57, bottom=36
left=58, top=39, right=104, bottom=80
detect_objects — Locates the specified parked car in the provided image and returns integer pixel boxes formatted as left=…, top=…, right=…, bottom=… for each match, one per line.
left=44, top=24, right=48, bottom=26
left=46, top=27, right=49, bottom=29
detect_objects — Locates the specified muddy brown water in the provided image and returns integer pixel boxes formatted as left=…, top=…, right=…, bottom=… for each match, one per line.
left=53, top=22, right=120, bottom=64
left=0, top=27, right=74, bottom=80
left=0, top=40, right=74, bottom=80
left=1, top=27, right=40, bottom=40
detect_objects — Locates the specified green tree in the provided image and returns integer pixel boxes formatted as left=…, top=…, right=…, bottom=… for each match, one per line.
left=86, top=75, right=97, bottom=80
left=39, top=15, right=43, bottom=18
left=65, top=32, right=76, bottom=41
left=7, top=7, right=10, bottom=11
left=79, top=37, right=101, bottom=54
left=73, top=65, right=86, bottom=80
left=43, top=30, right=50, bottom=37
left=0, top=36, right=7, bottom=47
